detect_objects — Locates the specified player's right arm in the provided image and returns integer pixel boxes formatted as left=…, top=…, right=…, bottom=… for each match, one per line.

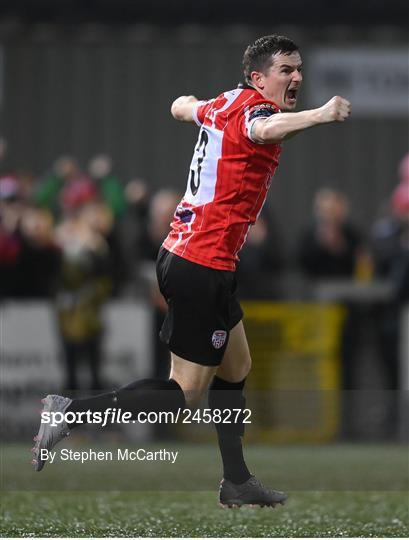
left=251, top=96, right=351, bottom=144
left=171, top=95, right=199, bottom=122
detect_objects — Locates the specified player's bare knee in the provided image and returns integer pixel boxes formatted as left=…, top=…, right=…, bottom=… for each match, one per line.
left=218, top=355, right=252, bottom=383
left=169, top=373, right=208, bottom=408
left=174, top=381, right=206, bottom=407
left=183, top=389, right=206, bottom=408
left=233, top=359, right=252, bottom=382
left=233, top=357, right=251, bottom=382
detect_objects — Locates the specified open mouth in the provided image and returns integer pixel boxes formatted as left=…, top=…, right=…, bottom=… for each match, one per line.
left=286, top=87, right=298, bottom=103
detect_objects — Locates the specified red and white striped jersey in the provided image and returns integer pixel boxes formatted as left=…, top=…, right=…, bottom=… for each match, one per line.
left=163, top=86, right=282, bottom=271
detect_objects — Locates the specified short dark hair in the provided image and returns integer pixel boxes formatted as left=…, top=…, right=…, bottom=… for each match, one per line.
left=243, top=34, right=299, bottom=83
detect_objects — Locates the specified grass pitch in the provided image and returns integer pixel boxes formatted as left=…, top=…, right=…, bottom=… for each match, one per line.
left=1, top=442, right=408, bottom=537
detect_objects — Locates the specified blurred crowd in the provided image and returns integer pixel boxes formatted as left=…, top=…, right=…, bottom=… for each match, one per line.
left=1, top=137, right=408, bottom=411
left=0, top=146, right=170, bottom=390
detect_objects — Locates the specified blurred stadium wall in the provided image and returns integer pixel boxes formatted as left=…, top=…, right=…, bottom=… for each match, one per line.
left=0, top=1, right=408, bottom=244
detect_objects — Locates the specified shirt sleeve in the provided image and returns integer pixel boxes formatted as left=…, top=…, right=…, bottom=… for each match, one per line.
left=242, top=102, right=279, bottom=143
left=192, top=99, right=216, bottom=126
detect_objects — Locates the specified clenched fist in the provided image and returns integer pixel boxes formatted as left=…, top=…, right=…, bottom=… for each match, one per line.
left=319, top=96, right=351, bottom=123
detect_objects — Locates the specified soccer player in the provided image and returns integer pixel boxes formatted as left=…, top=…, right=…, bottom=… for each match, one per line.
left=32, top=34, right=350, bottom=507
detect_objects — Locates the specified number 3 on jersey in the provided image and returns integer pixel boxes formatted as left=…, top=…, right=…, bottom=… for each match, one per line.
left=189, top=129, right=209, bottom=196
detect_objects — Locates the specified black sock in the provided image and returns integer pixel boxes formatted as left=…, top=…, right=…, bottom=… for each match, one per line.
left=66, top=378, right=185, bottom=428
left=208, top=375, right=251, bottom=484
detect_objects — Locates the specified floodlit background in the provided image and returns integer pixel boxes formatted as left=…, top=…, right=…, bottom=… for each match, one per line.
left=0, top=1, right=408, bottom=536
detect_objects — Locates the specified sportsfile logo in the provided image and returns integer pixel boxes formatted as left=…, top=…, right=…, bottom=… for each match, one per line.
left=41, top=407, right=252, bottom=426
left=41, top=409, right=178, bottom=427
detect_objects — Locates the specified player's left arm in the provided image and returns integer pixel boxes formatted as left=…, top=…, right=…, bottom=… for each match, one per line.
left=171, top=95, right=199, bottom=122
left=251, top=96, right=351, bottom=144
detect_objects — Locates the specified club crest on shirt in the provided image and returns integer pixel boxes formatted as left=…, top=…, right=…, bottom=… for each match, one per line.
left=212, top=330, right=227, bottom=349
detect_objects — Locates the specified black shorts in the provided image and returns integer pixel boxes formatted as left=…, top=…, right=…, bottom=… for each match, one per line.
left=156, top=246, right=243, bottom=366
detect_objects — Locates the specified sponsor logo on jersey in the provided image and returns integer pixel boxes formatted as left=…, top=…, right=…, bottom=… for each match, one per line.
left=176, top=205, right=195, bottom=223
left=212, top=330, right=227, bottom=349
left=248, top=103, right=278, bottom=121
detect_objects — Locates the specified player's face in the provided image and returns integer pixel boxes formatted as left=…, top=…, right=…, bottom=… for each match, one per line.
left=259, top=51, right=303, bottom=111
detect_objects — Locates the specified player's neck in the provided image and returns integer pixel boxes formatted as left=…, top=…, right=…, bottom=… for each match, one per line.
left=238, top=81, right=259, bottom=93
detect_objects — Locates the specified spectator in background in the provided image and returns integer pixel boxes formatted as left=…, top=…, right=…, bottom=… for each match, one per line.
left=372, top=153, right=409, bottom=396
left=87, top=154, right=127, bottom=221
left=87, top=156, right=128, bottom=293
left=17, top=169, right=36, bottom=203
left=79, top=201, right=126, bottom=295
left=34, top=156, right=82, bottom=218
left=125, top=178, right=149, bottom=227
left=0, top=175, right=25, bottom=297
left=297, top=188, right=367, bottom=438
left=17, top=208, right=61, bottom=298
left=121, top=178, right=150, bottom=279
left=60, top=170, right=126, bottom=295
left=0, top=137, right=8, bottom=169
left=0, top=173, right=62, bottom=299
left=236, top=209, right=284, bottom=300
left=0, top=140, right=21, bottom=297
left=80, top=202, right=114, bottom=248
left=298, top=188, right=363, bottom=279
left=59, top=172, right=98, bottom=215
left=138, top=189, right=181, bottom=261
left=54, top=196, right=112, bottom=392
left=138, top=189, right=181, bottom=380
left=372, top=154, right=409, bottom=280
